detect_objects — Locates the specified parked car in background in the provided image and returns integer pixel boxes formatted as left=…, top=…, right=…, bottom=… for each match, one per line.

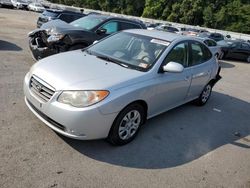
left=29, top=15, right=147, bottom=60
left=155, top=24, right=179, bottom=33
left=37, top=9, right=86, bottom=28
left=208, top=33, right=224, bottom=42
left=28, top=3, right=45, bottom=12
left=221, top=41, right=250, bottom=63
left=145, top=22, right=157, bottom=30
left=11, top=0, right=29, bottom=10
left=196, top=37, right=222, bottom=59
left=0, top=0, right=13, bottom=8
left=182, top=28, right=207, bottom=36
left=217, top=39, right=245, bottom=47
left=24, top=30, right=221, bottom=145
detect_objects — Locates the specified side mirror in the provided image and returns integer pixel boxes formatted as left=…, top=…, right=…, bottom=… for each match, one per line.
left=96, top=28, right=107, bottom=35
left=162, top=61, right=184, bottom=73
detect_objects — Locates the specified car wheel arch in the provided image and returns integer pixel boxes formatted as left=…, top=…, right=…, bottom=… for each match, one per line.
left=116, top=100, right=148, bottom=124
left=107, top=100, right=148, bottom=145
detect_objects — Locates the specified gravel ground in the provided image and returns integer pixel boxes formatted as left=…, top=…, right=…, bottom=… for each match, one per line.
left=0, top=8, right=250, bottom=188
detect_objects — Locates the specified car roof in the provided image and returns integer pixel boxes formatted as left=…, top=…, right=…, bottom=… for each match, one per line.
left=124, top=29, right=187, bottom=42
left=87, top=15, right=144, bottom=25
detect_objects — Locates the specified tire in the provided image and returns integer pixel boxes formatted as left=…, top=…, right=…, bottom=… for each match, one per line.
left=195, top=83, right=213, bottom=106
left=107, top=103, right=146, bottom=146
left=69, top=44, right=87, bottom=51
left=220, top=51, right=225, bottom=60
left=247, top=56, right=250, bottom=63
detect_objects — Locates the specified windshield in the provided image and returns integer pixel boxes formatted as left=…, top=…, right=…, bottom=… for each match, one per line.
left=87, top=32, right=169, bottom=71
left=70, top=16, right=104, bottom=30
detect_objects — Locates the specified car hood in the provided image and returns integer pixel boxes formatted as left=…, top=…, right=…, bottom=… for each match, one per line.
left=29, top=20, right=88, bottom=37
left=41, top=19, right=87, bottom=33
left=30, top=50, right=146, bottom=91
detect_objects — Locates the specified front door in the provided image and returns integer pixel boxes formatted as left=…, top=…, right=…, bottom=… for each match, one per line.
left=151, top=42, right=192, bottom=115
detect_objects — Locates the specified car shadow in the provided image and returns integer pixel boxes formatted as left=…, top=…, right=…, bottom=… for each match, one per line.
left=221, top=59, right=249, bottom=64
left=0, top=40, right=22, bottom=51
left=60, top=92, right=250, bottom=169
left=219, top=60, right=235, bottom=68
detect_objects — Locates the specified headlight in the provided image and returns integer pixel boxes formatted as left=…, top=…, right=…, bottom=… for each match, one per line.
left=57, top=90, right=109, bottom=108
left=47, top=33, right=64, bottom=43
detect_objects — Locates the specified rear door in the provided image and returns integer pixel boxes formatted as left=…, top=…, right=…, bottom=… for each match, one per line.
left=226, top=42, right=242, bottom=59
left=239, top=43, right=250, bottom=60
left=187, top=41, right=213, bottom=99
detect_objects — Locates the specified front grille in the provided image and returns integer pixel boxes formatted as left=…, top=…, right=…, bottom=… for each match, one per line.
left=27, top=99, right=65, bottom=131
left=30, top=76, right=55, bottom=102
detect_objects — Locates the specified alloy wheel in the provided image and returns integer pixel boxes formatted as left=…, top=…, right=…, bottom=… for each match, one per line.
left=118, top=110, right=141, bottom=140
left=201, top=85, right=212, bottom=103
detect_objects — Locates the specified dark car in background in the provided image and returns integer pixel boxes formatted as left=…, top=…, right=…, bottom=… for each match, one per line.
left=221, top=41, right=250, bottom=63
left=208, top=33, right=224, bottom=42
left=29, top=15, right=146, bottom=60
left=37, top=9, right=86, bottom=28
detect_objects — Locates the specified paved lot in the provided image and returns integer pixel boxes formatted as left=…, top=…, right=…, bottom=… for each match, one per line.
left=0, top=8, right=250, bottom=188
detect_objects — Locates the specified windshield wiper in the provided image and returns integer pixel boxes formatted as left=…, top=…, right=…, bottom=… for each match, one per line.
left=82, top=48, right=92, bottom=54
left=96, top=55, right=129, bottom=68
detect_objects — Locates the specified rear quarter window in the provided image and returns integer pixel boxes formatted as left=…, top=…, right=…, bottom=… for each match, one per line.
left=190, top=41, right=212, bottom=66
left=119, top=21, right=142, bottom=30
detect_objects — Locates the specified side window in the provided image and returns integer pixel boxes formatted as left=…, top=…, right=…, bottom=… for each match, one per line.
left=210, top=40, right=217, bottom=46
left=164, top=42, right=188, bottom=67
left=205, top=40, right=217, bottom=47
left=190, top=42, right=211, bottom=66
left=120, top=22, right=141, bottom=30
left=101, top=21, right=118, bottom=34
left=204, top=40, right=210, bottom=46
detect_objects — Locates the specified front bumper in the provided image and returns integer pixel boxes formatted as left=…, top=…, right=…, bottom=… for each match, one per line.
left=37, top=20, right=46, bottom=28
left=29, top=37, right=57, bottom=60
left=23, top=73, right=118, bottom=140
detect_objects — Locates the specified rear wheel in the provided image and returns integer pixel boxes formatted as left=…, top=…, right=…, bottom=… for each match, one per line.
left=247, top=56, right=250, bottom=63
left=107, top=103, right=145, bottom=146
left=195, top=83, right=212, bottom=106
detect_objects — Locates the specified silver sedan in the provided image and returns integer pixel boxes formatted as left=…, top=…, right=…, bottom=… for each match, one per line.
left=24, top=29, right=221, bottom=145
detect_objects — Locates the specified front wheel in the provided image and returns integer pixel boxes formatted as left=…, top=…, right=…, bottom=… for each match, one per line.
left=107, top=103, right=145, bottom=146
left=195, top=83, right=212, bottom=106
